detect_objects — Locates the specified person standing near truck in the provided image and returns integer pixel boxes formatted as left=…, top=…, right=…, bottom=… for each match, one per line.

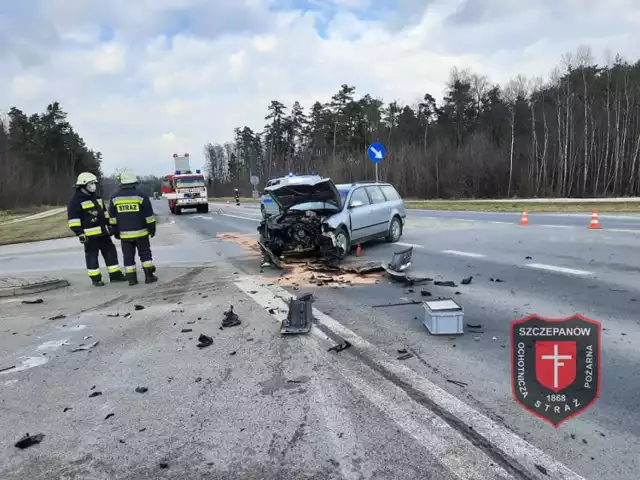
left=67, top=172, right=126, bottom=286
left=108, top=171, right=158, bottom=285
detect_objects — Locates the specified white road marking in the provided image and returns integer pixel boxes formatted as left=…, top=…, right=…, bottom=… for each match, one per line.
left=219, top=213, right=261, bottom=222
left=539, top=224, right=573, bottom=229
left=394, top=242, right=424, bottom=249
left=608, top=228, right=640, bottom=233
left=525, top=263, right=592, bottom=276
left=36, top=339, right=70, bottom=351
left=0, top=356, right=48, bottom=375
left=234, top=277, right=586, bottom=480
left=442, top=249, right=486, bottom=258
left=490, top=221, right=511, bottom=225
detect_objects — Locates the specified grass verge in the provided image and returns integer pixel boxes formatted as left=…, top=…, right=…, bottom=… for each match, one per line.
left=0, top=211, right=74, bottom=246
left=404, top=201, right=640, bottom=212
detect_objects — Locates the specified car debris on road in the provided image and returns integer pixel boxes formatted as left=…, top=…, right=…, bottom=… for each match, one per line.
left=222, top=306, right=241, bottom=328
left=14, top=433, right=45, bottom=449
left=280, top=293, right=314, bottom=334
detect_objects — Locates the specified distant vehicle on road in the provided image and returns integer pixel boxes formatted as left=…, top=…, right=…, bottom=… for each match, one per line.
left=161, top=153, right=209, bottom=215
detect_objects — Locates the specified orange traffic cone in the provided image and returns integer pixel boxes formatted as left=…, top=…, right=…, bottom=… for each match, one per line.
left=589, top=211, right=601, bottom=229
left=356, top=244, right=362, bottom=257
left=520, top=210, right=529, bottom=226
left=226, top=200, right=230, bottom=207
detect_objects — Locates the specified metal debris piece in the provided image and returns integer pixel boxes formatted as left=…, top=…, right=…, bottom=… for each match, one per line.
left=89, top=391, right=102, bottom=398
left=280, top=293, right=314, bottom=334
left=71, top=341, right=99, bottom=352
left=124, top=313, right=132, bottom=318
left=49, top=314, right=66, bottom=320
left=372, top=300, right=421, bottom=308
left=328, top=340, right=351, bottom=353
left=21, top=298, right=44, bottom=304
left=0, top=365, right=16, bottom=373
left=15, top=433, right=45, bottom=449
left=434, top=281, right=457, bottom=287
left=181, top=329, right=192, bottom=333
left=447, top=379, right=468, bottom=387
left=135, top=387, right=148, bottom=394
left=222, top=306, right=241, bottom=328
left=461, top=276, right=473, bottom=285
left=107, top=313, right=120, bottom=317
left=420, top=290, right=431, bottom=296
left=134, top=305, right=145, bottom=310
left=467, top=323, right=482, bottom=329
left=397, top=353, right=413, bottom=360
left=197, top=334, right=213, bottom=348
left=534, top=464, right=548, bottom=476
left=397, top=348, right=408, bottom=354
left=385, top=246, right=413, bottom=272
left=259, top=240, right=283, bottom=268
left=105, top=413, right=115, bottom=420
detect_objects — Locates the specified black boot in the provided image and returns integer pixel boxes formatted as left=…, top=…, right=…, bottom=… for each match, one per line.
left=126, top=272, right=138, bottom=286
left=109, top=270, right=127, bottom=283
left=92, top=278, right=105, bottom=287
left=144, top=267, right=158, bottom=284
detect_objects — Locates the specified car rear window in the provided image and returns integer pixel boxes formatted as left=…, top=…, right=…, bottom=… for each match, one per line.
left=365, top=186, right=387, bottom=204
left=380, top=185, right=401, bottom=201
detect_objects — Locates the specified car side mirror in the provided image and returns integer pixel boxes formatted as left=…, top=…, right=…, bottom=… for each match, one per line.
left=349, top=200, right=364, bottom=209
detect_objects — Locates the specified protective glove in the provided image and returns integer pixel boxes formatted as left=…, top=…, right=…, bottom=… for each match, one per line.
left=149, top=226, right=156, bottom=238
left=78, top=234, right=87, bottom=244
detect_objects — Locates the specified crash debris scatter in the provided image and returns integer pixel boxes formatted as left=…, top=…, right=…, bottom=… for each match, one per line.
left=15, top=433, right=45, bottom=449
left=222, top=306, right=241, bottom=328
left=215, top=233, right=262, bottom=257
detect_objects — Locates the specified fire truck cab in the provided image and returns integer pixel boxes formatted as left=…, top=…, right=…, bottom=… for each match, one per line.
left=161, top=153, right=209, bottom=215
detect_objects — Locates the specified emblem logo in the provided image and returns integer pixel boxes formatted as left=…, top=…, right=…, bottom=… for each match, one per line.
left=510, top=314, right=601, bottom=427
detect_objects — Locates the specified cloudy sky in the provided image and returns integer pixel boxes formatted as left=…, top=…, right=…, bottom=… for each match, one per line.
left=1, top=0, right=639, bottom=176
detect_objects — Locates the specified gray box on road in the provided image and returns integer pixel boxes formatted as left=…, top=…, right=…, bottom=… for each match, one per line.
left=422, top=299, right=464, bottom=335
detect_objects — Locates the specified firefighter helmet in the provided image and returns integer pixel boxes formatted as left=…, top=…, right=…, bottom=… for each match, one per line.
left=119, top=171, right=138, bottom=185
left=76, top=172, right=97, bottom=186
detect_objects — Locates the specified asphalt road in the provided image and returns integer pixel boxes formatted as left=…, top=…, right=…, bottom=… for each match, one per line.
left=0, top=201, right=638, bottom=479
left=196, top=202, right=640, bottom=480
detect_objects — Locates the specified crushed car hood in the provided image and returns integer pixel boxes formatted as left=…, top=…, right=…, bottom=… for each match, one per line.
left=266, top=177, right=342, bottom=212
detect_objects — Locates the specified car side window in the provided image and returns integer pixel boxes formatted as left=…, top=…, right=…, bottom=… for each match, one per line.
left=349, top=188, right=370, bottom=206
left=365, top=186, right=387, bottom=204
left=380, top=185, right=400, bottom=201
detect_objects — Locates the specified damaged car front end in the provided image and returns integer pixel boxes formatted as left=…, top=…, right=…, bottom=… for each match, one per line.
left=258, top=175, right=344, bottom=267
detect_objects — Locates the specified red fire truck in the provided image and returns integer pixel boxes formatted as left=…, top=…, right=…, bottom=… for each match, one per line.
left=161, top=153, right=209, bottom=215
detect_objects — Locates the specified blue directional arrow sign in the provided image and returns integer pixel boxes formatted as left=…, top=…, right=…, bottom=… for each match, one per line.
left=367, top=142, right=386, bottom=163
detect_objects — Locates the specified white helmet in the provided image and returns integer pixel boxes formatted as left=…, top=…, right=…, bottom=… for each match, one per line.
left=119, top=171, right=138, bottom=185
left=76, top=172, right=97, bottom=186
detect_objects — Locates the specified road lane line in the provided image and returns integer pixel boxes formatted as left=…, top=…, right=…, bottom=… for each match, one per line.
left=525, top=263, right=592, bottom=276
left=218, top=213, right=261, bottom=222
left=394, top=242, right=424, bottom=249
left=234, top=277, right=586, bottom=480
left=539, top=224, right=573, bottom=229
left=490, top=221, right=511, bottom=225
left=442, top=250, right=486, bottom=258
left=608, top=228, right=640, bottom=233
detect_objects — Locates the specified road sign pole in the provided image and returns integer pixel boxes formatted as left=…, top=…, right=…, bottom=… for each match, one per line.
left=375, top=163, right=379, bottom=182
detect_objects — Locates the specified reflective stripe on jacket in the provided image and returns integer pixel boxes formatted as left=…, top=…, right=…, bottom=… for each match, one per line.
left=67, top=190, right=109, bottom=237
left=108, top=186, right=156, bottom=239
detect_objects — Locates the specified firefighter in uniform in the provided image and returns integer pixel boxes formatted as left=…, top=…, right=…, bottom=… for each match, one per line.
left=234, top=188, right=240, bottom=206
left=67, top=172, right=126, bottom=286
left=108, top=172, right=158, bottom=285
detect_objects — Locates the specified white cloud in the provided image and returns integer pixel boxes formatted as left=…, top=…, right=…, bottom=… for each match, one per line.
left=1, top=0, right=640, bottom=176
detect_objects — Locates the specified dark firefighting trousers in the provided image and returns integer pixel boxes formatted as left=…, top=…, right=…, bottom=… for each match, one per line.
left=85, top=235, right=122, bottom=282
left=121, top=236, right=154, bottom=279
